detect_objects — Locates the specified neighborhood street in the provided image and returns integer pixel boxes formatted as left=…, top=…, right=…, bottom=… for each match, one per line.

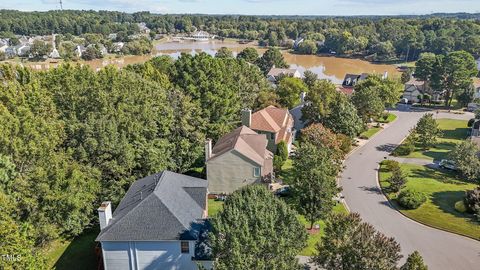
left=340, top=107, right=480, bottom=270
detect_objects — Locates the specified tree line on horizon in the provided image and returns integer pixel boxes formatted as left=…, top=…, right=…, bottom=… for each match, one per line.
left=0, top=10, right=480, bottom=61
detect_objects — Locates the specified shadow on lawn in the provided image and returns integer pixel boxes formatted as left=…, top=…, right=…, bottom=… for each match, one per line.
left=54, top=228, right=99, bottom=270
left=409, top=167, right=463, bottom=185
left=413, top=141, right=457, bottom=161
left=441, top=127, right=469, bottom=140
left=431, top=191, right=479, bottom=225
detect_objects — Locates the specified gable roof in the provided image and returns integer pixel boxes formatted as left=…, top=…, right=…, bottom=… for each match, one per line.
left=267, top=67, right=300, bottom=78
left=96, top=171, right=207, bottom=242
left=208, top=126, right=272, bottom=166
left=250, top=106, right=294, bottom=144
left=342, top=73, right=368, bottom=87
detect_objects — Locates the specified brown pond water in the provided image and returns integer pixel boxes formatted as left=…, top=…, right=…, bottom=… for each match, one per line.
left=14, top=39, right=400, bottom=84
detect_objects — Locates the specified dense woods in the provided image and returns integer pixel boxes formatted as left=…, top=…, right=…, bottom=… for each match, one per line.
left=1, top=10, right=480, bottom=61
left=0, top=53, right=272, bottom=266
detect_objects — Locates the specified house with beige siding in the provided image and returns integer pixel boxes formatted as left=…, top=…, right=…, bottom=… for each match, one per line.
left=242, top=106, right=295, bottom=154
left=206, top=126, right=274, bottom=194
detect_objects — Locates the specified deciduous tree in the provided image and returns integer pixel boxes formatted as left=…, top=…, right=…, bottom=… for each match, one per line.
left=210, top=185, right=307, bottom=270
left=313, top=213, right=402, bottom=270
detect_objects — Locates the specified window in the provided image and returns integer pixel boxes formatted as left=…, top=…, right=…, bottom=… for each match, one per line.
left=253, top=167, right=261, bottom=177
left=180, top=241, right=189, bottom=253
left=270, top=133, right=275, bottom=140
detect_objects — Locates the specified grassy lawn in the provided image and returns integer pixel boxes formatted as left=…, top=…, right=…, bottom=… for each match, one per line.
left=298, top=203, right=348, bottom=256
left=43, top=228, right=99, bottom=270
left=379, top=163, right=479, bottom=240
left=277, top=158, right=295, bottom=185
left=208, top=198, right=224, bottom=216
left=359, top=127, right=382, bottom=139
left=403, top=118, right=469, bottom=161
left=376, top=113, right=397, bottom=123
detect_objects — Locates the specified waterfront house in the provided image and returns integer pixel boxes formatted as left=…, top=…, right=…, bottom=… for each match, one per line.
left=342, top=73, right=368, bottom=88
left=242, top=106, right=295, bottom=153
left=96, top=171, right=211, bottom=270
left=206, top=126, right=273, bottom=194
left=267, top=66, right=302, bottom=83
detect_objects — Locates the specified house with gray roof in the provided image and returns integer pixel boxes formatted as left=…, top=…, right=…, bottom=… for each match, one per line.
left=267, top=66, right=301, bottom=83
left=206, top=126, right=274, bottom=194
left=96, top=171, right=212, bottom=270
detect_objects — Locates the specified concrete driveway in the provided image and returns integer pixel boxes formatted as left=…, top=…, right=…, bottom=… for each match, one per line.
left=340, top=108, right=480, bottom=270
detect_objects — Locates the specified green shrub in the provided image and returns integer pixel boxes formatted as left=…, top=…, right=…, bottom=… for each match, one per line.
left=454, top=200, right=467, bottom=213
left=467, top=118, right=475, bottom=127
left=393, top=137, right=415, bottom=156
left=397, top=190, right=426, bottom=209
left=387, top=167, right=407, bottom=193
left=464, top=187, right=480, bottom=220
left=382, top=160, right=400, bottom=171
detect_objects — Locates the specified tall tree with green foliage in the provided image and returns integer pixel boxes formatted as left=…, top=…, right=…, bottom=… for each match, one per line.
left=277, top=77, right=308, bottom=108
left=302, top=70, right=318, bottom=88
left=387, top=166, right=407, bottom=193
left=300, top=123, right=345, bottom=167
left=401, top=251, right=429, bottom=270
left=415, top=52, right=437, bottom=89
left=172, top=52, right=270, bottom=140
left=449, top=141, right=480, bottom=183
left=237, top=47, right=259, bottom=63
left=256, top=47, right=288, bottom=75
left=301, top=79, right=338, bottom=124
left=414, top=113, right=441, bottom=150
left=292, top=142, right=340, bottom=229
left=351, top=86, right=385, bottom=122
left=440, top=51, right=478, bottom=107
left=323, top=94, right=364, bottom=138
left=210, top=185, right=307, bottom=270
left=313, top=213, right=402, bottom=270
left=215, top=47, right=234, bottom=58
left=0, top=192, right=47, bottom=269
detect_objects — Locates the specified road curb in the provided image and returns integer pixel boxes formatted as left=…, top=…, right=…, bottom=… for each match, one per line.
left=340, top=112, right=399, bottom=213
left=375, top=161, right=480, bottom=243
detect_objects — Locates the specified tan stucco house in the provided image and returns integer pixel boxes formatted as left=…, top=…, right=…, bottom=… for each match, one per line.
left=242, top=106, right=295, bottom=154
left=206, top=126, right=274, bottom=194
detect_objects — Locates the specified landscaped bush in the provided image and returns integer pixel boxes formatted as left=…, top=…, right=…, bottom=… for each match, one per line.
left=454, top=200, right=467, bottom=213
left=382, top=160, right=400, bottom=171
left=397, top=190, right=426, bottom=209
left=464, top=187, right=480, bottom=220
left=467, top=118, right=475, bottom=127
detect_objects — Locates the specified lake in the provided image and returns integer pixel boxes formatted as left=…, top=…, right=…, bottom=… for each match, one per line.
left=15, top=39, right=401, bottom=84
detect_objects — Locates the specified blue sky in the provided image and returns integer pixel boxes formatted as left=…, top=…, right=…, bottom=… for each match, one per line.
left=3, top=0, right=480, bottom=15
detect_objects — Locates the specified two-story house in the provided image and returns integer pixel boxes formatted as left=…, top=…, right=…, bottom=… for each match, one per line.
left=267, top=66, right=302, bottom=83
left=242, top=106, right=295, bottom=154
left=96, top=171, right=211, bottom=270
left=206, top=126, right=274, bottom=194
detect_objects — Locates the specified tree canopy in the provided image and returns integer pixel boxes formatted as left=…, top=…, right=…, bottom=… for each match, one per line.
left=210, top=185, right=307, bottom=270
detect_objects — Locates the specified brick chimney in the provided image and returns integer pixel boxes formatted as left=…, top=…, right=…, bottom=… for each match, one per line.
left=241, top=109, right=252, bottom=127
left=205, top=139, right=212, bottom=161
left=98, top=201, right=112, bottom=230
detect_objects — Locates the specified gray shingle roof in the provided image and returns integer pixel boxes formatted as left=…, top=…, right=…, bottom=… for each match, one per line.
left=96, top=171, right=207, bottom=242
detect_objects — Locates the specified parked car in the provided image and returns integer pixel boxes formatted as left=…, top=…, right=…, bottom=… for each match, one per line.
left=439, top=159, right=457, bottom=170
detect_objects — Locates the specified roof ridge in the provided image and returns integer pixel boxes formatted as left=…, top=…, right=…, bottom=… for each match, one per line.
left=260, top=110, right=280, bottom=131
left=98, top=171, right=166, bottom=238
left=97, top=190, right=157, bottom=238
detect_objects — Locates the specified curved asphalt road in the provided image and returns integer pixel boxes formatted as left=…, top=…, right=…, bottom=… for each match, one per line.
left=340, top=107, right=480, bottom=270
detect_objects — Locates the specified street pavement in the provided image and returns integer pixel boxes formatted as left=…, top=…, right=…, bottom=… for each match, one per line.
left=340, top=107, right=480, bottom=270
